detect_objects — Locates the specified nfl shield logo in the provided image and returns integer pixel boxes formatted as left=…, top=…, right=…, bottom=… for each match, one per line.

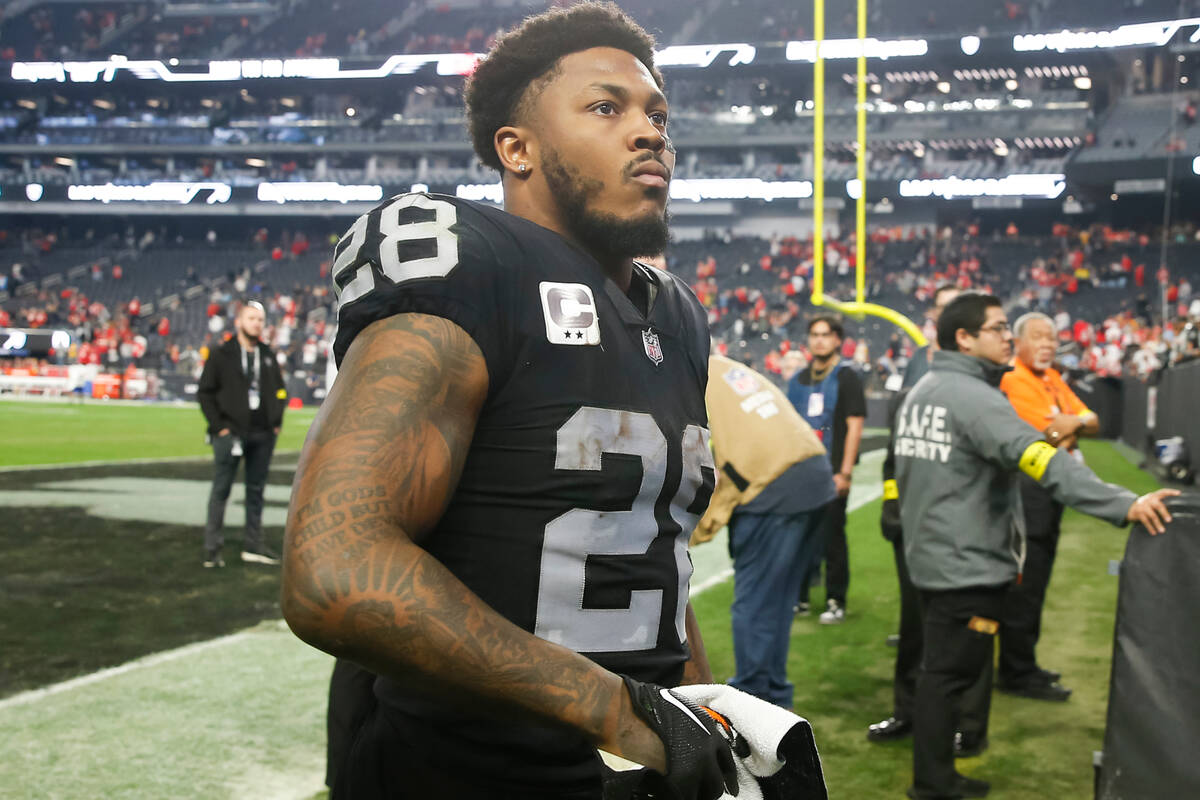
left=724, top=367, right=759, bottom=397
left=641, top=328, right=664, bottom=365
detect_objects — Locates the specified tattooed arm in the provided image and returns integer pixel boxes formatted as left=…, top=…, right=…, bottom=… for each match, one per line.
left=282, top=313, right=666, bottom=769
left=679, top=603, right=714, bottom=685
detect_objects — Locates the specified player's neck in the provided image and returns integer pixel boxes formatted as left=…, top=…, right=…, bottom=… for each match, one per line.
left=504, top=193, right=633, bottom=291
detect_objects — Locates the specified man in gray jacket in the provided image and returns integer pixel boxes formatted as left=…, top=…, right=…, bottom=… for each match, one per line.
left=896, top=292, right=1177, bottom=800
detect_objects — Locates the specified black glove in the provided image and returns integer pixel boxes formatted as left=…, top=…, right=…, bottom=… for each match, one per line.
left=620, top=676, right=739, bottom=800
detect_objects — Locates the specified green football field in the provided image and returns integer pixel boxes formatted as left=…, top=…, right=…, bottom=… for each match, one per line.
left=0, top=398, right=318, bottom=466
left=0, top=399, right=1160, bottom=799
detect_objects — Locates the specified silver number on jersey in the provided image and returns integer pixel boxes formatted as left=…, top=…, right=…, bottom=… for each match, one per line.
left=535, top=407, right=712, bottom=653
left=332, top=193, right=460, bottom=311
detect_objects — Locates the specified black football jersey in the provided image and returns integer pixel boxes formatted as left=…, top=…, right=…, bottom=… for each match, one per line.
left=330, top=193, right=714, bottom=788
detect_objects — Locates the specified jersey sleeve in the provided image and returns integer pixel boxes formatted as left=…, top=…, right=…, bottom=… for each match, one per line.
left=330, top=193, right=518, bottom=390
left=961, top=388, right=1134, bottom=525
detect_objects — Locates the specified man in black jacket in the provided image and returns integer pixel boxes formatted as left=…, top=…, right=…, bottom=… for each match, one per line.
left=197, top=300, right=287, bottom=567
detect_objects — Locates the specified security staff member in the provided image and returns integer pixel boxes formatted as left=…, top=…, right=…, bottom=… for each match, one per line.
left=996, top=311, right=1099, bottom=701
left=197, top=300, right=287, bottom=567
left=868, top=388, right=989, bottom=759
left=696, top=354, right=836, bottom=708
left=896, top=292, right=1176, bottom=800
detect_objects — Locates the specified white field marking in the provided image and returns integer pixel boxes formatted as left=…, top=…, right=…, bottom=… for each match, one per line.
left=689, top=450, right=884, bottom=598
left=0, top=450, right=302, bottom=472
left=0, top=630, right=257, bottom=711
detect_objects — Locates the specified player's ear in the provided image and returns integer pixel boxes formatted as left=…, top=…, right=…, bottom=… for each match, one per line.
left=495, top=125, right=534, bottom=179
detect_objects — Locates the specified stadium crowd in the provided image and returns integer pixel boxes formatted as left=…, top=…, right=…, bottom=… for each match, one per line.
left=4, top=219, right=1200, bottom=397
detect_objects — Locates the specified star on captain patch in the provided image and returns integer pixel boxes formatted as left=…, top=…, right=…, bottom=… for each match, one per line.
left=641, top=328, right=663, bottom=365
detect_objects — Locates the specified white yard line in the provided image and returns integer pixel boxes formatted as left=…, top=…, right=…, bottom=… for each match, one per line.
left=0, top=631, right=257, bottom=712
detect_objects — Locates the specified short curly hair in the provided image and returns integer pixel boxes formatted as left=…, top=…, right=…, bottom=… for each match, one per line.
left=464, top=2, right=663, bottom=172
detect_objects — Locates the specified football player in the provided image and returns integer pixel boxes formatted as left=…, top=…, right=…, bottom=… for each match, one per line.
left=282, top=3, right=736, bottom=798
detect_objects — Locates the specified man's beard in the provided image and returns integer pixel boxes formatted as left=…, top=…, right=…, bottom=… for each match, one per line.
left=541, top=146, right=670, bottom=260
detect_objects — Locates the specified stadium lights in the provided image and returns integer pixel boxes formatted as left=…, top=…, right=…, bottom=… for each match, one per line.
left=9, top=44, right=760, bottom=86
left=1075, top=76, right=1092, bottom=89
left=66, top=182, right=232, bottom=204
left=256, top=182, right=384, bottom=204
left=455, top=178, right=816, bottom=205
left=1012, top=17, right=1200, bottom=53
left=899, top=173, right=1066, bottom=200
left=25, top=184, right=43, bottom=201
left=669, top=178, right=813, bottom=202
left=786, top=36, right=928, bottom=62
left=655, top=43, right=757, bottom=67
left=1193, top=156, right=1200, bottom=175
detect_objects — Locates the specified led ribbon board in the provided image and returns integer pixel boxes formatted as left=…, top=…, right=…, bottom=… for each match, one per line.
left=10, top=45, right=756, bottom=84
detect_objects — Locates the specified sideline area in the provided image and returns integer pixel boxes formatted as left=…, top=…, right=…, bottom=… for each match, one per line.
left=0, top=443, right=1154, bottom=798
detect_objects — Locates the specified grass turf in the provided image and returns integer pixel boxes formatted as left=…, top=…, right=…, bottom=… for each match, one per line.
left=0, top=400, right=317, bottom=466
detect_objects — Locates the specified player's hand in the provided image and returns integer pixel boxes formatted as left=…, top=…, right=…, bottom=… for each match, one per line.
left=1126, top=488, right=1181, bottom=534
left=218, top=428, right=231, bottom=437
left=833, top=473, right=852, bottom=497
left=621, top=676, right=738, bottom=800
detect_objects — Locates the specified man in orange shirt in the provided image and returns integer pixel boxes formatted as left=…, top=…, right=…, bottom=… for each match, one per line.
left=998, top=311, right=1099, bottom=701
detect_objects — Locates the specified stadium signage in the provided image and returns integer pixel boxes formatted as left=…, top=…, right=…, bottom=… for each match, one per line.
left=656, top=44, right=757, bottom=68
left=66, top=182, right=232, bottom=204
left=257, top=182, right=384, bottom=204
left=786, top=37, right=929, bottom=62
left=1012, top=18, right=1200, bottom=52
left=0, top=328, right=71, bottom=357
left=10, top=44, right=761, bottom=86
left=454, top=178, right=815, bottom=205
left=899, top=173, right=1066, bottom=200
left=670, top=178, right=813, bottom=202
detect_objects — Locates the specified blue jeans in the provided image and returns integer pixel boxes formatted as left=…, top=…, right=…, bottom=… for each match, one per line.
left=728, top=507, right=827, bottom=708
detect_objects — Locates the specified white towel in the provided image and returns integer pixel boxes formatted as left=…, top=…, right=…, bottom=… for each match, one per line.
left=599, top=684, right=826, bottom=800
left=674, top=684, right=820, bottom=800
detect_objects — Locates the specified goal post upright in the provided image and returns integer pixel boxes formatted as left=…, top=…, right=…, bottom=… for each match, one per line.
left=809, top=0, right=928, bottom=347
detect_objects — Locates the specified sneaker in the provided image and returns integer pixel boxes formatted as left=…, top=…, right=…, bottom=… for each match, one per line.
left=819, top=599, right=845, bottom=625
left=203, top=550, right=225, bottom=569
left=793, top=601, right=811, bottom=616
left=241, top=546, right=281, bottom=565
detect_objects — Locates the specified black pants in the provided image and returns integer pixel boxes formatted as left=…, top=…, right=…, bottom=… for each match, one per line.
left=805, top=495, right=849, bottom=606
left=913, top=584, right=1006, bottom=797
left=327, top=659, right=378, bottom=790
left=204, top=429, right=275, bottom=552
left=891, top=539, right=989, bottom=737
left=999, top=476, right=1064, bottom=683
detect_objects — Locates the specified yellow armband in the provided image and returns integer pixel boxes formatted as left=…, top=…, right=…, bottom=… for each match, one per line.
left=882, top=479, right=899, bottom=500
left=1019, top=441, right=1057, bottom=481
